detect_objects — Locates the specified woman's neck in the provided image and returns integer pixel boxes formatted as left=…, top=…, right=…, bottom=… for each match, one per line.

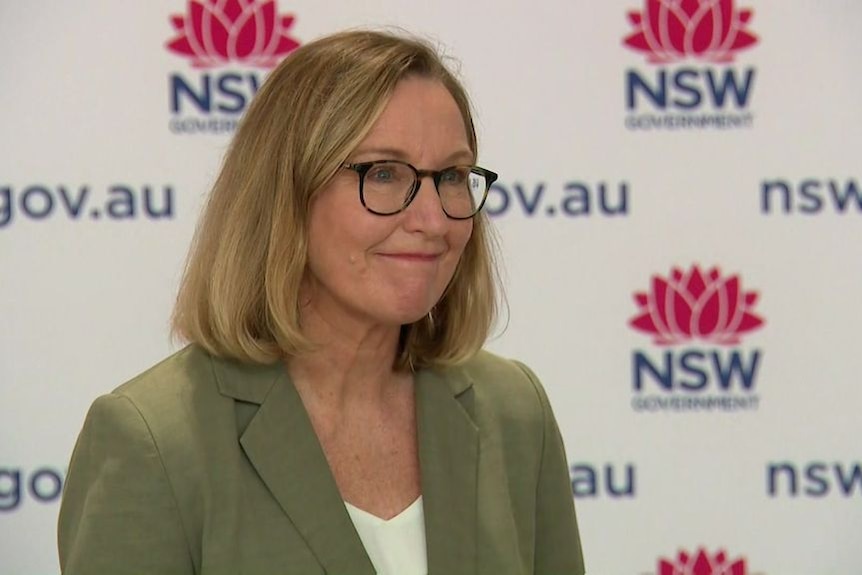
left=287, top=302, right=409, bottom=409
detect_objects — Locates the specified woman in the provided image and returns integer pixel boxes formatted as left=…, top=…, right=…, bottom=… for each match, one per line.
left=58, top=30, right=585, bottom=574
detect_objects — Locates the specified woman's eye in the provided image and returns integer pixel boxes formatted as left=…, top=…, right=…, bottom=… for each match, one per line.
left=440, top=169, right=467, bottom=185
left=367, top=164, right=409, bottom=185
left=368, top=168, right=394, bottom=182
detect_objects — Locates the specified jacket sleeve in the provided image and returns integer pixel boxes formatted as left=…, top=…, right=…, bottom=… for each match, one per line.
left=516, top=362, right=586, bottom=575
left=58, top=393, right=195, bottom=574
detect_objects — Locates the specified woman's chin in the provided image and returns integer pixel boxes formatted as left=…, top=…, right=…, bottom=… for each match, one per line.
left=379, top=301, right=437, bottom=327
left=367, top=290, right=438, bottom=324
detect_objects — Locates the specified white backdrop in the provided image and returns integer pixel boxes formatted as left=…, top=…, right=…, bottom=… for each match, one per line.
left=2, top=1, right=861, bottom=574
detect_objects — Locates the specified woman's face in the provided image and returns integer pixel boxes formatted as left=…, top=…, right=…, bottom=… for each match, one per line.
left=304, top=77, right=474, bottom=330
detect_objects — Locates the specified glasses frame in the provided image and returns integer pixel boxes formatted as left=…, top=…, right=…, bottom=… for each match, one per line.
left=342, top=160, right=498, bottom=220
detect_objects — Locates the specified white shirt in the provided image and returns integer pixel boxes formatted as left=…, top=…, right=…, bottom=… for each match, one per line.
left=344, top=496, right=428, bottom=575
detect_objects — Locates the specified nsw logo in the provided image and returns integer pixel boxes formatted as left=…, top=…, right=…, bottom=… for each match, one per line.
left=642, top=547, right=765, bottom=575
left=622, top=0, right=759, bottom=130
left=165, top=0, right=301, bottom=134
left=629, top=265, right=765, bottom=412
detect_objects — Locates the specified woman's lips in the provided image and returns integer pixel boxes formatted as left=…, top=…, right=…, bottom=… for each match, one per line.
left=378, top=252, right=442, bottom=262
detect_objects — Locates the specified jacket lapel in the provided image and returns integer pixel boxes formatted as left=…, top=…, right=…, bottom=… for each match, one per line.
left=415, top=367, right=479, bottom=575
left=211, top=355, right=480, bottom=575
left=212, top=356, right=375, bottom=575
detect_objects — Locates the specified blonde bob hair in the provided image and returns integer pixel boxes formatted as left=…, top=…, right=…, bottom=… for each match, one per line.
left=172, top=29, right=500, bottom=369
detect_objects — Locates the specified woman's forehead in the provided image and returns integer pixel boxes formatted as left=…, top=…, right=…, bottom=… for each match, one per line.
left=352, top=78, right=472, bottom=163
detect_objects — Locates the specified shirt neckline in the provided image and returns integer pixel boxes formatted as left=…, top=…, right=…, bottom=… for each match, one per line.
left=344, top=496, right=423, bottom=526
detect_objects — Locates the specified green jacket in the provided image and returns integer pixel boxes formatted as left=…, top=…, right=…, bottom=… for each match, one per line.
left=58, top=345, right=585, bottom=574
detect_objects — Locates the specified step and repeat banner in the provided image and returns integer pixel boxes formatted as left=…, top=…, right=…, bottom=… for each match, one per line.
left=2, top=1, right=860, bottom=573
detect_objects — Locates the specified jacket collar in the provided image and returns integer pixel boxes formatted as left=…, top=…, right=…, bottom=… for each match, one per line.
left=210, top=353, right=475, bottom=404
left=210, top=354, right=281, bottom=404
left=210, top=354, right=480, bottom=575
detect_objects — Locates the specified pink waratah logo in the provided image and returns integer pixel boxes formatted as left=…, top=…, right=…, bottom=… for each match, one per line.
left=630, top=265, right=764, bottom=346
left=623, top=0, right=758, bottom=63
left=657, top=548, right=747, bottom=575
left=167, top=0, right=300, bottom=68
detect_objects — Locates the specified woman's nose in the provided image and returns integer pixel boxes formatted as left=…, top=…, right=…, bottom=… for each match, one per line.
left=402, top=176, right=448, bottom=233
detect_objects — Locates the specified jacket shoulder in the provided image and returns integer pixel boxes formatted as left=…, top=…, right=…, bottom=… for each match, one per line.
left=113, top=345, right=215, bottom=402
left=103, top=345, right=240, bottom=451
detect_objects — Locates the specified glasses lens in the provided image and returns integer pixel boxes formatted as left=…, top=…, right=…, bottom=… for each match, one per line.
left=361, top=162, right=415, bottom=214
left=438, top=167, right=488, bottom=218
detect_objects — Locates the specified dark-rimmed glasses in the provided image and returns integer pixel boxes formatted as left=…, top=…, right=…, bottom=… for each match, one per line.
left=342, top=160, right=498, bottom=220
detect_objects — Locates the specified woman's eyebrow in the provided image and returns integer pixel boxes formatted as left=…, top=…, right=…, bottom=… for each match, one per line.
left=442, top=149, right=475, bottom=165
left=350, top=147, right=410, bottom=161
left=350, top=147, right=475, bottom=165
